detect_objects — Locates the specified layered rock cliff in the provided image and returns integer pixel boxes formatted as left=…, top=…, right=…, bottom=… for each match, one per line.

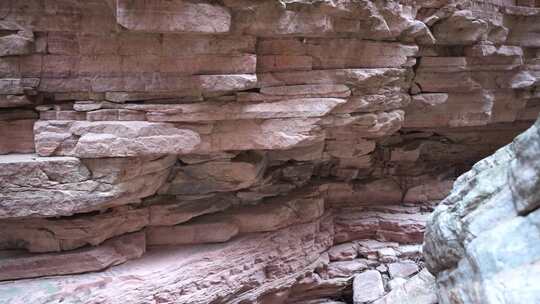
left=0, top=0, right=538, bottom=303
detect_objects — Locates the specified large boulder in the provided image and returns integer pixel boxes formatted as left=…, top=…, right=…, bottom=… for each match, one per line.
left=424, top=116, right=540, bottom=304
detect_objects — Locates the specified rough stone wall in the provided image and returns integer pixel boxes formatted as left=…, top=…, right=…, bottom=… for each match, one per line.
left=0, top=0, right=538, bottom=303
left=424, top=116, right=540, bottom=304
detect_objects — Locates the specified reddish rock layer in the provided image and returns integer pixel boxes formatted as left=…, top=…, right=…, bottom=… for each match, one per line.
left=0, top=0, right=538, bottom=303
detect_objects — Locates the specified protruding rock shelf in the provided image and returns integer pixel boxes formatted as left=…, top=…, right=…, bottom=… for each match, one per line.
left=0, top=232, right=146, bottom=281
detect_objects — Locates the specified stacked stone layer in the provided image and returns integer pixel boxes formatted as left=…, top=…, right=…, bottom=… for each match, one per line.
left=0, top=0, right=538, bottom=303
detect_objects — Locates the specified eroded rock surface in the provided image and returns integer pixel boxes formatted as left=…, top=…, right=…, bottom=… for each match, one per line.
left=0, top=232, right=146, bottom=281
left=0, top=0, right=538, bottom=303
left=424, top=117, right=540, bottom=304
left=0, top=154, right=175, bottom=218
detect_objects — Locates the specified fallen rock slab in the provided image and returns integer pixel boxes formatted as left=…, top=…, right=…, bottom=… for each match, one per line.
left=387, top=260, right=419, bottom=279
left=0, top=217, right=334, bottom=303
left=115, top=0, right=231, bottom=34
left=372, top=269, right=437, bottom=304
left=352, top=270, right=385, bottom=303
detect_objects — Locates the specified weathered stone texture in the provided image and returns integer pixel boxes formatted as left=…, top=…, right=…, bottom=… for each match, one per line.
left=0, top=154, right=175, bottom=218
left=0, top=232, right=145, bottom=281
left=353, top=270, right=385, bottom=303
left=424, top=117, right=540, bottom=304
left=0, top=0, right=538, bottom=303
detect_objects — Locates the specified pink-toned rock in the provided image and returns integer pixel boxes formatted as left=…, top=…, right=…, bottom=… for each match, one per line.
left=0, top=207, right=148, bottom=253
left=327, top=242, right=358, bottom=261
left=285, top=274, right=351, bottom=303
left=104, top=91, right=200, bottom=103
left=491, top=91, right=529, bottom=123
left=0, top=217, right=333, bottom=302
left=325, top=138, right=376, bottom=159
left=259, top=84, right=351, bottom=98
left=303, top=39, right=418, bottom=69
left=0, top=119, right=34, bottom=154
left=196, top=74, right=257, bottom=94
left=326, top=179, right=403, bottom=207
left=34, top=121, right=201, bottom=157
left=334, top=206, right=429, bottom=244
left=327, top=260, right=368, bottom=278
left=413, top=71, right=482, bottom=93
left=0, top=154, right=175, bottom=218
left=202, top=118, right=325, bottom=152
left=0, top=95, right=32, bottom=108
left=418, top=56, right=522, bottom=73
left=353, top=270, right=385, bottom=303
left=0, top=0, right=538, bottom=302
left=0, top=192, right=241, bottom=253
left=355, top=240, right=399, bottom=257
left=404, top=91, right=494, bottom=128
left=377, top=247, right=399, bottom=263
left=333, top=91, right=410, bottom=114
left=0, top=78, right=25, bottom=94
left=39, top=110, right=86, bottom=120
left=397, top=244, right=423, bottom=259
left=148, top=194, right=237, bottom=226
left=0, top=109, right=37, bottom=121
left=0, top=29, right=33, bottom=57
left=259, top=69, right=408, bottom=90
left=146, top=220, right=239, bottom=246
left=160, top=54, right=256, bottom=75
left=44, top=53, right=257, bottom=77
left=403, top=180, right=454, bottom=204
left=224, top=195, right=325, bottom=233
left=160, top=153, right=267, bottom=195
left=389, top=143, right=422, bottom=162
left=464, top=45, right=523, bottom=57
left=0, top=232, right=145, bottom=281
left=327, top=110, right=405, bottom=140
left=141, top=98, right=346, bottom=122
left=258, top=55, right=313, bottom=72
left=387, top=261, right=419, bottom=279
left=115, top=0, right=231, bottom=34
left=147, top=191, right=324, bottom=245
left=237, top=7, right=335, bottom=37
left=37, top=73, right=257, bottom=95
left=372, top=269, right=437, bottom=304
left=162, top=35, right=256, bottom=56
left=432, top=10, right=489, bottom=45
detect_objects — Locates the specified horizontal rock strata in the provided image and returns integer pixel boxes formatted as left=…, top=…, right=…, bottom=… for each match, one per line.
left=0, top=232, right=146, bottom=281
left=0, top=0, right=538, bottom=303
left=0, top=154, right=176, bottom=218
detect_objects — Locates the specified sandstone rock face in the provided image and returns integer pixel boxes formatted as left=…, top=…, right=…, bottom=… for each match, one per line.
left=0, top=154, right=175, bottom=218
left=424, top=117, right=540, bottom=304
left=0, top=218, right=334, bottom=304
left=115, top=0, right=232, bottom=34
left=0, top=232, right=145, bottom=281
left=161, top=152, right=267, bottom=195
left=0, top=0, right=538, bottom=303
left=34, top=121, right=201, bottom=157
